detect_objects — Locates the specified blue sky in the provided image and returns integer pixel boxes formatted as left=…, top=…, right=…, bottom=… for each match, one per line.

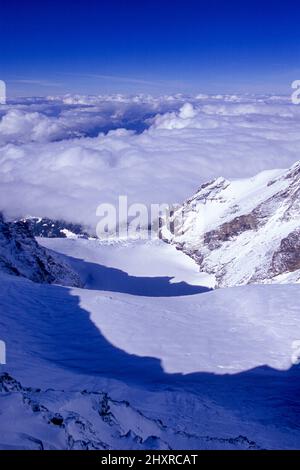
left=1, top=0, right=300, bottom=96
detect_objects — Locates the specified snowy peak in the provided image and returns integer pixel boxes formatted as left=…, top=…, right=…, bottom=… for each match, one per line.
left=0, top=216, right=81, bottom=286
left=160, top=161, right=300, bottom=287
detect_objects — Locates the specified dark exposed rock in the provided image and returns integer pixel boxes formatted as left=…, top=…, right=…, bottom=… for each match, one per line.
left=204, top=213, right=260, bottom=250
left=271, top=229, right=300, bottom=276
left=50, top=415, right=64, bottom=427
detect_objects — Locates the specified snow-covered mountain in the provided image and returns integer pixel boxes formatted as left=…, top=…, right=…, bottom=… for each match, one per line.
left=160, top=161, right=300, bottom=287
left=0, top=215, right=81, bottom=286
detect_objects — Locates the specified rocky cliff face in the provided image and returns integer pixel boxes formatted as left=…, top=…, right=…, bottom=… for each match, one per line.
left=160, top=161, right=300, bottom=287
left=0, top=215, right=81, bottom=286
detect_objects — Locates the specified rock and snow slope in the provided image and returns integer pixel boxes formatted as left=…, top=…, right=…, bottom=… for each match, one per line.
left=0, top=238, right=300, bottom=449
left=161, top=161, right=300, bottom=287
left=0, top=216, right=81, bottom=286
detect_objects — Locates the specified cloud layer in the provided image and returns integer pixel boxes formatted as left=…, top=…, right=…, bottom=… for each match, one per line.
left=0, top=94, right=299, bottom=232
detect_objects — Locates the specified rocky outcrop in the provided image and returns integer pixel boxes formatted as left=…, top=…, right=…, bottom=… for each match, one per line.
left=160, top=161, right=300, bottom=287
left=271, top=229, right=300, bottom=276
left=0, top=215, right=81, bottom=286
left=203, top=213, right=260, bottom=250
left=20, top=217, right=89, bottom=239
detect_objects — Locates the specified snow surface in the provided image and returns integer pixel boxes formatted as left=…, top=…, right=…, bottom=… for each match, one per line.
left=1, top=238, right=300, bottom=449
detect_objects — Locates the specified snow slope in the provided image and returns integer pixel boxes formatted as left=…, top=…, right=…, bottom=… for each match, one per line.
left=1, top=238, right=300, bottom=449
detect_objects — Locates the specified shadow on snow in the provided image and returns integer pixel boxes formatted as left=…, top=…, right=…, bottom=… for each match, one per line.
left=57, top=252, right=211, bottom=297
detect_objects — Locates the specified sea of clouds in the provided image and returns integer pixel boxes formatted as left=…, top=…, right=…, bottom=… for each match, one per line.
left=0, top=93, right=299, bottom=231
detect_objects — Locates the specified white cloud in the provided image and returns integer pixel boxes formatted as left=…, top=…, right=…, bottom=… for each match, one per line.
left=0, top=94, right=299, bottom=232
left=0, top=94, right=189, bottom=144
left=0, top=110, right=67, bottom=143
